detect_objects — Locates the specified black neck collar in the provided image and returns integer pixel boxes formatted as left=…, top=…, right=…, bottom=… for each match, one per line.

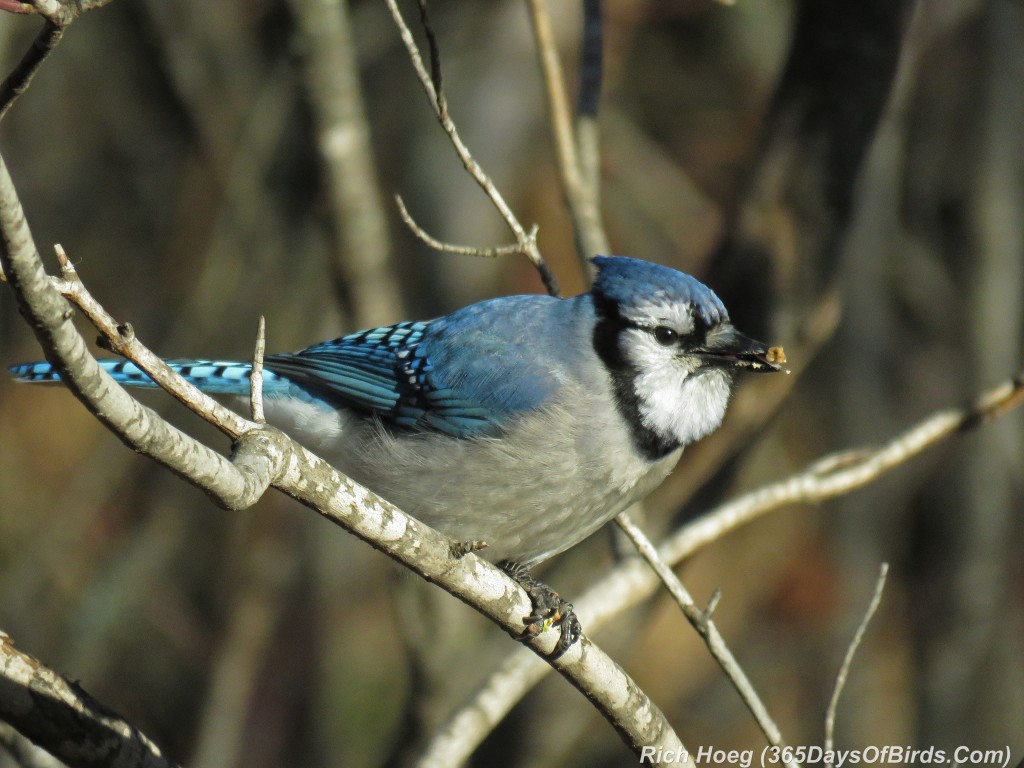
left=590, top=293, right=682, bottom=462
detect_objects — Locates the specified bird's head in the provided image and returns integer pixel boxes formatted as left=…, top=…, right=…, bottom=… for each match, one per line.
left=590, top=255, right=785, bottom=460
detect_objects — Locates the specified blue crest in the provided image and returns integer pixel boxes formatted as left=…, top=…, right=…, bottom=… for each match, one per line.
left=591, top=255, right=728, bottom=327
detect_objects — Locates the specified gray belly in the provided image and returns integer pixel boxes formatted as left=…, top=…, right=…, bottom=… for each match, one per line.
left=319, top=405, right=681, bottom=566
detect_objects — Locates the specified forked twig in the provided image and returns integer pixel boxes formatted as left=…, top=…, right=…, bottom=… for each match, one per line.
left=824, top=563, right=889, bottom=766
left=422, top=368, right=1024, bottom=765
left=384, top=0, right=560, bottom=297
left=46, top=246, right=251, bottom=439
left=396, top=195, right=538, bottom=258
left=616, top=511, right=799, bottom=768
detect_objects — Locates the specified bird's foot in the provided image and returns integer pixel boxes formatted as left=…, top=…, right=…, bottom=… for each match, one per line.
left=500, top=561, right=581, bottom=659
left=450, top=539, right=488, bottom=558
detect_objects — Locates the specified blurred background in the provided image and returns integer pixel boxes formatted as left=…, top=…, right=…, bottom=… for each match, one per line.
left=1, top=0, right=1022, bottom=765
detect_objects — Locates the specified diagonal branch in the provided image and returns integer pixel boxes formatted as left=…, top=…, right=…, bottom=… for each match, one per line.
left=0, top=20, right=64, bottom=122
left=0, top=147, right=687, bottom=763
left=0, top=630, right=178, bottom=768
left=0, top=155, right=274, bottom=510
left=422, top=365, right=1024, bottom=764
left=385, top=0, right=561, bottom=297
left=615, top=512, right=799, bottom=768
left=0, top=0, right=117, bottom=121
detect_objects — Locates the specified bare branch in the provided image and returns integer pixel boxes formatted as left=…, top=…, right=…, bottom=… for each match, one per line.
left=0, top=154, right=273, bottom=511
left=0, top=21, right=65, bottom=122
left=615, top=511, right=799, bottom=767
left=527, top=0, right=609, bottom=267
left=1, top=155, right=685, bottom=765
left=289, top=0, right=402, bottom=327
left=0, top=0, right=118, bottom=120
left=0, top=631, right=178, bottom=768
left=824, top=563, right=889, bottom=766
left=385, top=0, right=561, bottom=297
left=664, top=373, right=1024, bottom=564
left=424, top=368, right=1024, bottom=763
left=396, top=195, right=537, bottom=258
left=250, top=315, right=266, bottom=424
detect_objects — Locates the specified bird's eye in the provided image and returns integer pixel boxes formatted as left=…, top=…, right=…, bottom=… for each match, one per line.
left=653, top=326, right=678, bottom=346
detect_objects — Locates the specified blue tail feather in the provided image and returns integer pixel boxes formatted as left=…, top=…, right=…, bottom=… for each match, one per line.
left=9, top=358, right=269, bottom=396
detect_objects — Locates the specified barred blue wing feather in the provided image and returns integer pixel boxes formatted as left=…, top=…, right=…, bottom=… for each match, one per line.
left=264, top=319, right=522, bottom=437
left=264, top=321, right=426, bottom=412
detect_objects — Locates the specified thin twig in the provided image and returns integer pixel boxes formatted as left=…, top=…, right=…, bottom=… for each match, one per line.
left=615, top=511, right=799, bottom=768
left=0, top=20, right=65, bottom=122
left=289, top=0, right=401, bottom=327
left=384, top=0, right=560, bottom=297
left=396, top=195, right=537, bottom=258
left=824, top=563, right=889, bottom=766
left=47, top=247, right=251, bottom=439
left=527, top=0, right=609, bottom=271
left=0, top=0, right=117, bottom=121
left=423, top=368, right=1024, bottom=765
left=250, top=315, right=266, bottom=424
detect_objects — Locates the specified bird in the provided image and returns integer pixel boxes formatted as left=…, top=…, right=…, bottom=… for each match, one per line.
left=10, top=255, right=786, bottom=656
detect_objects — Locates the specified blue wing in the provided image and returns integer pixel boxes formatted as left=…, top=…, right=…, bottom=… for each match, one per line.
left=264, top=320, right=494, bottom=436
left=265, top=298, right=562, bottom=437
left=10, top=295, right=568, bottom=439
left=266, top=295, right=568, bottom=437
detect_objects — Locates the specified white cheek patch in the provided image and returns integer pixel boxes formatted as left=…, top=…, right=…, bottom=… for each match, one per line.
left=626, top=334, right=732, bottom=447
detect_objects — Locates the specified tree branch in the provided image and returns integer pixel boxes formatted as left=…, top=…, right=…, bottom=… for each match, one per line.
left=0, top=0, right=117, bottom=121
left=824, top=563, right=889, bottom=766
left=0, top=631, right=177, bottom=768
left=615, top=511, right=799, bottom=768
left=0, top=154, right=686, bottom=765
left=0, top=20, right=64, bottom=122
left=249, top=314, right=266, bottom=424
left=423, top=367, right=1024, bottom=764
left=396, top=194, right=539, bottom=258
left=0, top=157, right=277, bottom=511
left=526, top=0, right=609, bottom=268
left=385, top=0, right=561, bottom=297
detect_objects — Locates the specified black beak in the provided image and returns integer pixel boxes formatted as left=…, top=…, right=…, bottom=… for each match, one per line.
left=696, top=323, right=788, bottom=373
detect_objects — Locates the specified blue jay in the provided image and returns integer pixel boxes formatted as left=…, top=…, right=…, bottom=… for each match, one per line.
left=10, top=255, right=785, bottom=655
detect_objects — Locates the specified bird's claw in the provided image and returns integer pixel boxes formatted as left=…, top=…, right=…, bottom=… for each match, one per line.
left=450, top=539, right=488, bottom=558
left=501, top=561, right=581, bottom=659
